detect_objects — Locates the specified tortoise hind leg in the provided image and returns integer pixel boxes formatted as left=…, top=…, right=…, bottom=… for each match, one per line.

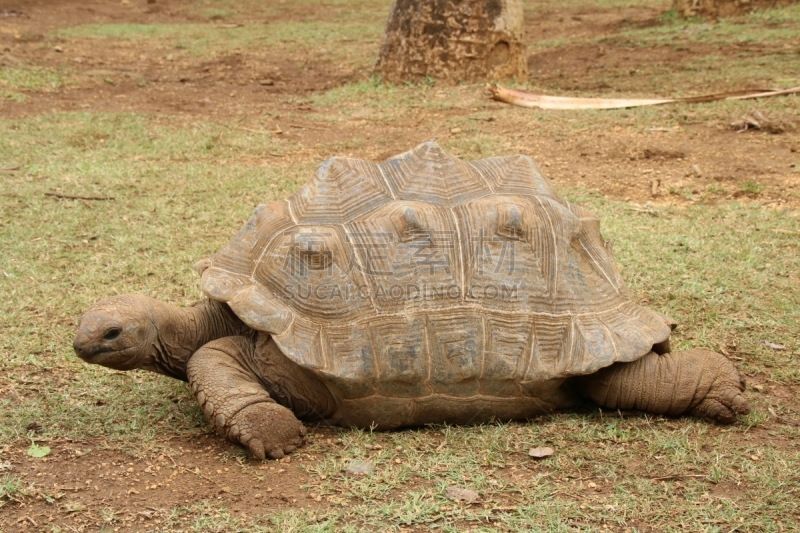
left=581, top=349, right=750, bottom=423
left=186, top=336, right=306, bottom=459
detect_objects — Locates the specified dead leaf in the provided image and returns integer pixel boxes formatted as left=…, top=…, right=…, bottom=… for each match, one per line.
left=528, top=446, right=555, bottom=459
left=490, top=84, right=800, bottom=110
left=761, top=341, right=787, bottom=351
left=27, top=442, right=50, bottom=458
left=445, top=486, right=479, bottom=503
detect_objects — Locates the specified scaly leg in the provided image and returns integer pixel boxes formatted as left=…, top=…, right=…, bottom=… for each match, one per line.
left=582, top=349, right=750, bottom=423
left=186, top=336, right=306, bottom=459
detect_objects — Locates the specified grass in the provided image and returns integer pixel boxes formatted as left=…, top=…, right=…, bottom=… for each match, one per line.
left=0, top=66, right=65, bottom=102
left=615, top=3, right=800, bottom=47
left=54, top=14, right=386, bottom=68
left=0, top=475, right=25, bottom=508
left=1, top=109, right=799, bottom=530
left=84, top=417, right=800, bottom=530
left=49, top=0, right=389, bottom=83
left=57, top=22, right=384, bottom=51
left=0, top=112, right=306, bottom=445
left=2, top=0, right=800, bottom=530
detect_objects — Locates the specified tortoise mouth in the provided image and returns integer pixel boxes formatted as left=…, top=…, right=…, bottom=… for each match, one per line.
left=74, top=341, right=146, bottom=371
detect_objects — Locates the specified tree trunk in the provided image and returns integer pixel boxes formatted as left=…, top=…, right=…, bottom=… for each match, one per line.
left=374, top=0, right=528, bottom=84
left=673, top=0, right=796, bottom=17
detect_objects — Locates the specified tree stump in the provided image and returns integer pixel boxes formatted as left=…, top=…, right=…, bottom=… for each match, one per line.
left=673, top=0, right=796, bottom=18
left=374, top=0, right=528, bottom=84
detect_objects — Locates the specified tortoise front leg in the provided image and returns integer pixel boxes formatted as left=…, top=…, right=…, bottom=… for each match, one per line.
left=581, top=349, right=750, bottom=423
left=186, top=336, right=306, bottom=459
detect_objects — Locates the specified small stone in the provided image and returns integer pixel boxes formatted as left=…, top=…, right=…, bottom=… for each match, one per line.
left=528, top=446, right=555, bottom=459
left=345, top=460, right=373, bottom=476
left=259, top=79, right=275, bottom=86
left=53, top=45, right=63, bottom=53
left=445, top=486, right=479, bottom=503
left=450, top=127, right=462, bottom=134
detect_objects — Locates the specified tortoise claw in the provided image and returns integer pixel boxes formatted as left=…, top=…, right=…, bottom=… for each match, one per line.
left=226, top=402, right=306, bottom=460
left=268, top=448, right=285, bottom=460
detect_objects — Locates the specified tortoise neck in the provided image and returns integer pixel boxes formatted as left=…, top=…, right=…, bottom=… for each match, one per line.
left=140, top=299, right=250, bottom=381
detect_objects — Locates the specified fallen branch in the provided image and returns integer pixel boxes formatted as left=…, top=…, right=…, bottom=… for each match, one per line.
left=490, top=84, right=800, bottom=110
left=45, top=192, right=115, bottom=201
left=0, top=164, right=22, bottom=171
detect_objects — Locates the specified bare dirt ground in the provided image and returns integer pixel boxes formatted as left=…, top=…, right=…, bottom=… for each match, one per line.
left=1, top=0, right=799, bottom=531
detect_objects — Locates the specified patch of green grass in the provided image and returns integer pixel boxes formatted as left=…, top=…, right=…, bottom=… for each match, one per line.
left=0, top=112, right=302, bottom=444
left=0, top=475, right=25, bottom=508
left=272, top=417, right=800, bottom=531
left=55, top=21, right=383, bottom=62
left=741, top=180, right=766, bottom=195
left=526, top=0, right=669, bottom=11
left=589, top=200, right=800, bottom=380
left=0, top=66, right=65, bottom=102
left=0, top=67, right=63, bottom=92
left=613, top=4, right=800, bottom=47
left=192, top=0, right=391, bottom=17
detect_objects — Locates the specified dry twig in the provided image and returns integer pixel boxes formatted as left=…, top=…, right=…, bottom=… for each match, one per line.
left=45, top=192, right=115, bottom=201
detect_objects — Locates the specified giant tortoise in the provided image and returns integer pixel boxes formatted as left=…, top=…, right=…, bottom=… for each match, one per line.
left=74, top=142, right=750, bottom=459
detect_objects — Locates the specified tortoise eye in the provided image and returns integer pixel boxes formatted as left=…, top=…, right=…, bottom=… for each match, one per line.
left=103, top=327, right=122, bottom=341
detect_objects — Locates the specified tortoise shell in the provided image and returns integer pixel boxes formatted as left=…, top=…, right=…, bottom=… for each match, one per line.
left=199, top=142, right=673, bottom=401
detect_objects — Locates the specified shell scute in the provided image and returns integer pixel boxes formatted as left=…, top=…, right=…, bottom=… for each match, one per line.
left=379, top=142, right=491, bottom=205
left=289, top=157, right=393, bottom=223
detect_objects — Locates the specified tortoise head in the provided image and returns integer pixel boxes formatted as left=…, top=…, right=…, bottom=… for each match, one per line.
left=73, top=294, right=159, bottom=371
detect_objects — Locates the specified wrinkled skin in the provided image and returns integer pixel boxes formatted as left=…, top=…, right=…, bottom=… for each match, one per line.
left=75, top=295, right=750, bottom=460
left=74, top=295, right=320, bottom=460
